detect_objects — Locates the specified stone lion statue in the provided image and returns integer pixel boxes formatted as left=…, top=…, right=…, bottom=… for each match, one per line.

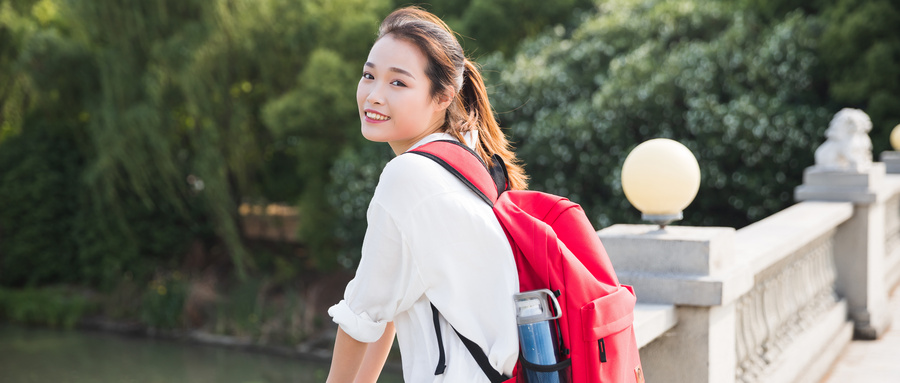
left=813, top=108, right=873, bottom=172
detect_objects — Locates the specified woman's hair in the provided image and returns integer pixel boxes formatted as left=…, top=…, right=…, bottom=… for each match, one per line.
left=377, top=7, right=528, bottom=190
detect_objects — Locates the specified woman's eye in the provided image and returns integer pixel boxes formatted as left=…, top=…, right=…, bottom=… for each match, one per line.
left=362, top=72, right=374, bottom=80
left=390, top=80, right=407, bottom=87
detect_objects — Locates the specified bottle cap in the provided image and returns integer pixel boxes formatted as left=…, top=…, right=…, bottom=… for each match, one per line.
left=516, top=298, right=544, bottom=318
left=513, top=289, right=561, bottom=325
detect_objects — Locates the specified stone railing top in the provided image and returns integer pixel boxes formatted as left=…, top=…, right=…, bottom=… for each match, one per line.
left=599, top=202, right=853, bottom=307
left=633, top=303, right=677, bottom=349
left=598, top=225, right=735, bottom=275
left=600, top=225, right=753, bottom=306
left=796, top=163, right=900, bottom=205
left=735, top=201, right=852, bottom=276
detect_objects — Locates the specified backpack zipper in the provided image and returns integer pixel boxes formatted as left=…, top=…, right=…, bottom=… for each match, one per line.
left=598, top=338, right=607, bottom=363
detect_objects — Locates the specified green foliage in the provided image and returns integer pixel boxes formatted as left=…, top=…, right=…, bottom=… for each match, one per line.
left=0, top=112, right=203, bottom=289
left=71, top=192, right=203, bottom=289
left=0, top=115, right=82, bottom=286
left=739, top=0, right=826, bottom=20
left=97, top=274, right=143, bottom=321
left=140, top=272, right=188, bottom=329
left=327, top=143, right=393, bottom=268
left=392, top=0, right=594, bottom=55
left=6, top=0, right=891, bottom=288
left=262, top=47, right=362, bottom=269
left=739, top=0, right=900, bottom=153
left=819, top=0, right=900, bottom=153
left=213, top=277, right=266, bottom=337
left=1, top=0, right=601, bottom=282
left=0, top=0, right=392, bottom=281
left=0, top=1, right=49, bottom=142
left=482, top=0, right=830, bottom=229
left=0, top=286, right=94, bottom=329
left=456, top=0, right=595, bottom=54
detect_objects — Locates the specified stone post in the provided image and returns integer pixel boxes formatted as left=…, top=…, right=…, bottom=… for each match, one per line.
left=795, top=164, right=891, bottom=339
left=880, top=151, right=900, bottom=174
left=793, top=108, right=891, bottom=339
left=597, top=225, right=752, bottom=383
left=879, top=151, right=900, bottom=290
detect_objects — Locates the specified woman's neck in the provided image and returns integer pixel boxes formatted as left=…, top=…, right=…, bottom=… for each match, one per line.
left=389, top=118, right=446, bottom=156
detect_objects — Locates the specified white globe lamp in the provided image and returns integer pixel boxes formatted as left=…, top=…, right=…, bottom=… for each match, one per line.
left=891, top=124, right=900, bottom=151
left=621, top=138, right=701, bottom=228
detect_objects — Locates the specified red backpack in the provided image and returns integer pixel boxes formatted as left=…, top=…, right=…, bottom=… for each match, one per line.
left=409, top=140, right=643, bottom=383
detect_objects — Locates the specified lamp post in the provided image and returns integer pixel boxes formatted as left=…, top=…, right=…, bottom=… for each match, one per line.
left=621, top=138, right=700, bottom=229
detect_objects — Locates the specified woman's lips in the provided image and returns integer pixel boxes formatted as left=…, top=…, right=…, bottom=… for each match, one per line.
left=364, top=109, right=391, bottom=122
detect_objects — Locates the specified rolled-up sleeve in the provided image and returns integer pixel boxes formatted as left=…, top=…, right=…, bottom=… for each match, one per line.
left=327, top=301, right=386, bottom=342
left=328, top=199, right=426, bottom=343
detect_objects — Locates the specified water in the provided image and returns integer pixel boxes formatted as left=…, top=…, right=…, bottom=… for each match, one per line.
left=0, top=324, right=403, bottom=383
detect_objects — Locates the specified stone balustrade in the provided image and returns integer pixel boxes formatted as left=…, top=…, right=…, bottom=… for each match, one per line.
left=600, top=153, right=900, bottom=383
left=883, top=175, right=900, bottom=291
left=732, top=203, right=850, bottom=383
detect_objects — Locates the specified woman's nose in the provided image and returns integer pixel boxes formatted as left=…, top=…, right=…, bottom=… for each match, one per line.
left=366, top=84, right=385, bottom=105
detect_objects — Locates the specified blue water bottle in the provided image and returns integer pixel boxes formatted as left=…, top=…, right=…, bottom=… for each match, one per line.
left=514, top=289, right=564, bottom=383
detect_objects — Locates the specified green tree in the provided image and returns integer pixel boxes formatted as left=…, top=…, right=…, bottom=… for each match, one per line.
left=0, top=0, right=391, bottom=287
left=0, top=116, right=82, bottom=286
left=483, top=0, right=830, bottom=229
left=740, top=0, right=900, bottom=153
left=390, top=0, right=594, bottom=55
left=819, top=0, right=900, bottom=153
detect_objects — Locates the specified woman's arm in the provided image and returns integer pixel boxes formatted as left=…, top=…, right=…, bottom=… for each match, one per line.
left=326, top=322, right=395, bottom=383
left=353, top=322, right=395, bottom=383
left=326, top=327, right=368, bottom=383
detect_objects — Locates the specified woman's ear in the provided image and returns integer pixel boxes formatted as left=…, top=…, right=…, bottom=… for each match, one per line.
left=435, top=87, right=455, bottom=111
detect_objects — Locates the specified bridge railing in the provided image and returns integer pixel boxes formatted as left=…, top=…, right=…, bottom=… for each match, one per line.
left=601, top=155, right=900, bottom=383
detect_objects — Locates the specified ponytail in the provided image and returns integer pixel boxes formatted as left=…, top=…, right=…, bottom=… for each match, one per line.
left=448, top=60, right=528, bottom=190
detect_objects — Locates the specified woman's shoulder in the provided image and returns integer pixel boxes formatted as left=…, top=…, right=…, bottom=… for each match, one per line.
left=380, top=133, right=464, bottom=183
left=371, top=152, right=465, bottom=212
left=377, top=153, right=447, bottom=191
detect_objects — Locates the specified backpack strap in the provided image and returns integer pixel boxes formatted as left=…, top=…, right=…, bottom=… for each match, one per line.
left=409, top=141, right=510, bottom=382
left=430, top=304, right=511, bottom=383
left=431, top=304, right=447, bottom=375
left=408, top=140, right=502, bottom=205
left=488, top=153, right=512, bottom=195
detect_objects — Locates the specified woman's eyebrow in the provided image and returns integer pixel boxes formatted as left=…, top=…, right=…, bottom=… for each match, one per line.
left=365, top=62, right=416, bottom=80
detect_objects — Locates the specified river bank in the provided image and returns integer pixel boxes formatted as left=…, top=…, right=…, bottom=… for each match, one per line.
left=0, top=268, right=404, bottom=378
left=0, top=322, right=404, bottom=383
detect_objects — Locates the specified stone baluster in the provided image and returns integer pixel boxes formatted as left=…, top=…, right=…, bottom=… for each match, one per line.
left=877, top=153, right=900, bottom=289
left=795, top=108, right=891, bottom=339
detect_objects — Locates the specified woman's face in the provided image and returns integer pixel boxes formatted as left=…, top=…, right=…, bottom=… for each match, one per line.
left=357, top=34, right=450, bottom=155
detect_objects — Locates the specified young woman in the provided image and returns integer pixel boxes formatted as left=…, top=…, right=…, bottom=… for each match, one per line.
left=326, top=7, right=527, bottom=382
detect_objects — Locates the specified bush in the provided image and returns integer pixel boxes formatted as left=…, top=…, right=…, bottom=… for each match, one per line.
left=0, top=116, right=82, bottom=286
left=483, top=0, right=830, bottom=229
left=327, top=143, right=393, bottom=268
left=140, top=272, right=188, bottom=329
left=0, top=287, right=94, bottom=329
left=818, top=0, right=900, bottom=154
left=0, top=112, right=206, bottom=289
left=739, top=0, right=900, bottom=154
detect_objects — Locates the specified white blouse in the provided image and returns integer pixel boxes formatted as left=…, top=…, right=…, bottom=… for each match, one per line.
left=328, top=133, right=520, bottom=382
